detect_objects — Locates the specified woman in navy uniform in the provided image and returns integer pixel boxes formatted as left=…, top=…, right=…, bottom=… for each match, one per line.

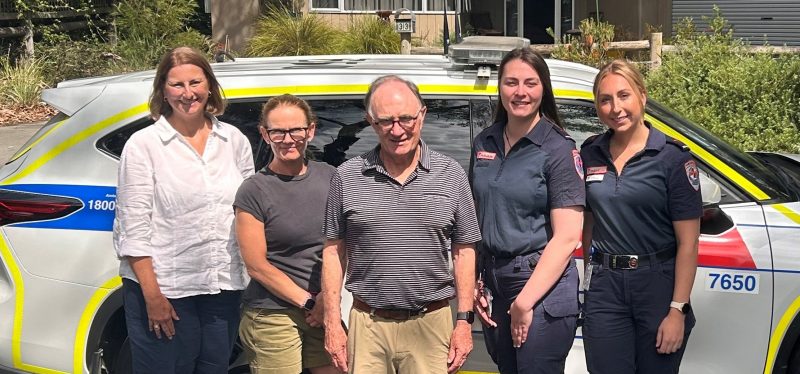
left=470, top=48, right=585, bottom=373
left=580, top=59, right=701, bottom=374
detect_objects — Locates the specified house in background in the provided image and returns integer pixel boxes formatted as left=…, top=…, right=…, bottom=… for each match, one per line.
left=209, top=0, right=800, bottom=52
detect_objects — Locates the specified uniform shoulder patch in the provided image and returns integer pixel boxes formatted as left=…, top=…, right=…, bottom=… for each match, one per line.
left=572, top=149, right=584, bottom=179
left=666, top=137, right=690, bottom=152
left=684, top=160, right=700, bottom=191
left=581, top=134, right=601, bottom=149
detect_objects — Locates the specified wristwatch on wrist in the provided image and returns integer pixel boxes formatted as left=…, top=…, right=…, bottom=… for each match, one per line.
left=669, top=301, right=691, bottom=314
left=456, top=311, right=475, bottom=324
left=302, top=297, right=316, bottom=312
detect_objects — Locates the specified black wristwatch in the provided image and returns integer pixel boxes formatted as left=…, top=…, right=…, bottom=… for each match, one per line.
left=303, top=297, right=316, bottom=311
left=456, top=311, right=475, bottom=324
left=670, top=301, right=691, bottom=314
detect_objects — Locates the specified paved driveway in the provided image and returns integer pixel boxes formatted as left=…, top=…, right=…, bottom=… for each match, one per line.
left=0, top=122, right=43, bottom=164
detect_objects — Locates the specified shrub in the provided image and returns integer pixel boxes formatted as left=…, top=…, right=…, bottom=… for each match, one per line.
left=0, top=57, right=46, bottom=107
left=550, top=18, right=615, bottom=68
left=246, top=6, right=342, bottom=57
left=37, top=34, right=125, bottom=85
left=646, top=8, right=800, bottom=153
left=114, top=0, right=207, bottom=70
left=340, top=16, right=400, bottom=54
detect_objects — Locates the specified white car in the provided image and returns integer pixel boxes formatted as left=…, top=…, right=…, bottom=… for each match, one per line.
left=1, top=37, right=799, bottom=373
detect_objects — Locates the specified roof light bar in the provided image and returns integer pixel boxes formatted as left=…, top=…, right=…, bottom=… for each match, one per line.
left=449, top=36, right=530, bottom=67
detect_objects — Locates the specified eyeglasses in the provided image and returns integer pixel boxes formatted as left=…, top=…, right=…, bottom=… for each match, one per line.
left=372, top=107, right=424, bottom=130
left=264, top=127, right=309, bottom=143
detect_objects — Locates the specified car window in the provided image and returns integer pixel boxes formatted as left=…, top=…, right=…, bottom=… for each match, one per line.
left=476, top=100, right=606, bottom=145
left=97, top=117, right=154, bottom=159
left=100, top=97, right=490, bottom=172
left=308, top=98, right=478, bottom=170
left=556, top=100, right=606, bottom=145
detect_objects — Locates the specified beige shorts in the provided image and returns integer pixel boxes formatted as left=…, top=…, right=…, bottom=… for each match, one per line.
left=347, top=305, right=453, bottom=374
left=239, top=306, right=331, bottom=374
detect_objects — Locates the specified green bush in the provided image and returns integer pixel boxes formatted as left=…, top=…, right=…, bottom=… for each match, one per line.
left=37, top=34, right=125, bottom=85
left=114, top=0, right=207, bottom=70
left=646, top=8, right=800, bottom=153
left=246, top=6, right=343, bottom=57
left=0, top=57, right=46, bottom=107
left=340, top=16, right=400, bottom=54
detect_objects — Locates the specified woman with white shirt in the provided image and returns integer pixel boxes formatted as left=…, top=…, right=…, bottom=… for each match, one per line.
left=113, top=47, right=254, bottom=373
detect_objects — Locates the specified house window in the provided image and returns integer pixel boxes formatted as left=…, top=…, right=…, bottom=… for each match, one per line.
left=426, top=0, right=454, bottom=11
left=345, top=0, right=421, bottom=11
left=312, top=0, right=453, bottom=11
left=312, top=0, right=339, bottom=9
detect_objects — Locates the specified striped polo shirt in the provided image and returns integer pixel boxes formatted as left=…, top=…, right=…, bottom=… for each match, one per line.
left=324, top=140, right=482, bottom=310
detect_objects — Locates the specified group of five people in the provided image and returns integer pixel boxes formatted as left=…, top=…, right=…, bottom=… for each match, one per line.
left=113, top=46, right=701, bottom=374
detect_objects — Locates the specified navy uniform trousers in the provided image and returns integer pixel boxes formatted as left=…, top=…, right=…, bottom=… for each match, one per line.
left=122, top=278, right=242, bottom=374
left=583, top=255, right=695, bottom=374
left=482, top=252, right=579, bottom=374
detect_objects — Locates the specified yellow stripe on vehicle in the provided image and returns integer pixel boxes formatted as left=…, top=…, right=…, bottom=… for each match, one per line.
left=72, top=276, right=122, bottom=374
left=774, top=204, right=800, bottom=225
left=1, top=104, right=150, bottom=185
left=0, top=233, right=68, bottom=373
left=764, top=295, right=800, bottom=373
left=554, top=89, right=594, bottom=100
left=225, top=83, right=500, bottom=98
left=7, top=119, right=68, bottom=164
left=2, top=84, right=767, bottom=203
left=646, top=116, right=771, bottom=201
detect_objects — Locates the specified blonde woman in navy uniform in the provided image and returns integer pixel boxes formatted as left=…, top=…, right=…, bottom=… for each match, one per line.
left=470, top=48, right=585, bottom=373
left=580, top=59, right=701, bottom=374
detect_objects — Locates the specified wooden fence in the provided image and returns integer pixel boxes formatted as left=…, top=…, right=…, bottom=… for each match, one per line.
left=0, top=0, right=115, bottom=57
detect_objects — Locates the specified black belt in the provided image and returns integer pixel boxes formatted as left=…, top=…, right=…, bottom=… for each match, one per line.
left=591, top=249, right=676, bottom=270
left=353, top=299, right=449, bottom=321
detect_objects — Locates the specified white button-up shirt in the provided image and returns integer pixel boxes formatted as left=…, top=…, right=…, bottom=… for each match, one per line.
left=113, top=115, right=255, bottom=298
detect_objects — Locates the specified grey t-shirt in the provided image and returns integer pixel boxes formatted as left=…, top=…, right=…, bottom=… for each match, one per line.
left=234, top=160, right=336, bottom=309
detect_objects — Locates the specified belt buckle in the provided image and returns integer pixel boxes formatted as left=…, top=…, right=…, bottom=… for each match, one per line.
left=410, top=305, right=428, bottom=319
left=611, top=255, right=639, bottom=269
left=626, top=255, right=639, bottom=269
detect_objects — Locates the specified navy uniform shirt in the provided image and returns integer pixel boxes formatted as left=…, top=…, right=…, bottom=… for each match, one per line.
left=470, top=117, right=586, bottom=258
left=580, top=124, right=703, bottom=255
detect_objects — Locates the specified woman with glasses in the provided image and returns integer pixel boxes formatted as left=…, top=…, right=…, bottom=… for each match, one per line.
left=114, top=47, right=254, bottom=373
left=234, top=94, right=338, bottom=374
left=469, top=48, right=584, bottom=373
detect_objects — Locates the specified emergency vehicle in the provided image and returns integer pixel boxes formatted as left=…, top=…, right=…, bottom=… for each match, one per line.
left=0, top=37, right=799, bottom=373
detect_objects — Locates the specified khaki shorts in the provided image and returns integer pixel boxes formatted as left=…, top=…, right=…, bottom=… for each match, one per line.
left=239, top=306, right=331, bottom=374
left=347, top=304, right=453, bottom=374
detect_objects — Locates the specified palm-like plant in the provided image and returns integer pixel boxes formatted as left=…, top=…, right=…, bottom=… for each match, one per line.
left=340, top=16, right=401, bottom=54
left=247, top=6, right=343, bottom=57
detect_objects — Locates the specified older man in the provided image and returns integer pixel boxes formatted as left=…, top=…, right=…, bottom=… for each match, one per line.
left=321, top=75, right=481, bottom=374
